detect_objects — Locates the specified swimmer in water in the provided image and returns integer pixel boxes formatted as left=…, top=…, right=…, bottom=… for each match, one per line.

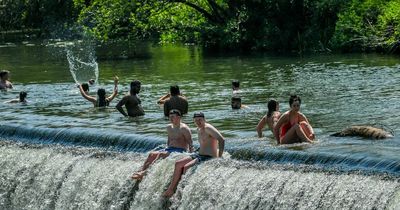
left=256, top=99, right=281, bottom=138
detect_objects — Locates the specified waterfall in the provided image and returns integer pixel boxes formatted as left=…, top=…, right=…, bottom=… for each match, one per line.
left=1, top=141, right=399, bottom=209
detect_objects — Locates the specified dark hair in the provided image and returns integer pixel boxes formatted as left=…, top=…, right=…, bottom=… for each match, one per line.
left=130, top=80, right=141, bottom=95
left=81, top=83, right=89, bottom=92
left=19, top=91, right=27, bottom=101
left=170, top=85, right=180, bottom=96
left=193, top=112, right=205, bottom=118
left=0, top=70, right=10, bottom=79
left=231, top=97, right=242, bottom=109
left=130, top=80, right=141, bottom=88
left=267, top=99, right=279, bottom=117
left=232, top=80, right=240, bottom=89
left=289, top=95, right=301, bottom=106
left=97, top=88, right=108, bottom=107
left=169, top=109, right=181, bottom=116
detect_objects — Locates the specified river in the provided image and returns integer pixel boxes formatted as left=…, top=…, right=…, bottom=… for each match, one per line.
left=0, top=40, right=399, bottom=209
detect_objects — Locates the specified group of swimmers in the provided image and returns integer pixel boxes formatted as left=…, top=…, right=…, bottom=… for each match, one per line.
left=1, top=69, right=316, bottom=197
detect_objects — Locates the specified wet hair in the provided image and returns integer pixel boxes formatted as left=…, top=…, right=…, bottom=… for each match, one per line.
left=231, top=97, right=242, bottom=109
left=0, top=70, right=10, bottom=79
left=170, top=85, right=180, bottom=96
left=267, top=99, right=279, bottom=117
left=169, top=109, right=181, bottom=116
left=97, top=88, right=108, bottom=107
left=130, top=80, right=141, bottom=88
left=289, top=95, right=301, bottom=106
left=130, top=80, right=141, bottom=94
left=81, top=83, right=89, bottom=92
left=232, top=80, right=240, bottom=89
left=19, top=91, right=27, bottom=101
left=193, top=112, right=205, bottom=118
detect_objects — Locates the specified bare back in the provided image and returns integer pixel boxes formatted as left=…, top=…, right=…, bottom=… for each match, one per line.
left=167, top=123, right=192, bottom=151
left=164, top=95, right=188, bottom=116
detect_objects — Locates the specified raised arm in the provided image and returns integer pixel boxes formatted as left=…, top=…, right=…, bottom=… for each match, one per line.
left=256, top=116, right=267, bottom=138
left=206, top=125, right=225, bottom=157
left=115, top=96, right=128, bottom=117
left=78, top=85, right=96, bottom=103
left=106, top=76, right=119, bottom=102
left=157, top=93, right=170, bottom=104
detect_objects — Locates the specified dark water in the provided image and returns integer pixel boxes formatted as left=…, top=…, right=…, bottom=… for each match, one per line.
left=1, top=40, right=400, bottom=209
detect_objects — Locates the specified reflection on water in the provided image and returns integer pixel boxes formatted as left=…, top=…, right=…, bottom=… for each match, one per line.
left=1, top=41, right=400, bottom=173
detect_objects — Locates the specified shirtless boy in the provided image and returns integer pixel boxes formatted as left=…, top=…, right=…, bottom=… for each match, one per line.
left=131, top=109, right=193, bottom=180
left=163, top=112, right=225, bottom=197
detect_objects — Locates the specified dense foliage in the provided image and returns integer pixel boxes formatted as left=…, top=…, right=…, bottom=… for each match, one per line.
left=0, top=0, right=399, bottom=53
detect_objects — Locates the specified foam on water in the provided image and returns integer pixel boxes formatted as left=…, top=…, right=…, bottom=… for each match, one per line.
left=1, top=142, right=398, bottom=209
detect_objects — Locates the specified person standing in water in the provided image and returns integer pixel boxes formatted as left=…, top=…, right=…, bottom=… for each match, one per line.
left=162, top=85, right=188, bottom=117
left=131, top=109, right=193, bottom=180
left=78, top=76, right=118, bottom=107
left=163, top=112, right=225, bottom=198
left=116, top=80, right=145, bottom=117
left=256, top=99, right=281, bottom=138
left=273, top=95, right=315, bottom=144
left=0, top=70, right=13, bottom=90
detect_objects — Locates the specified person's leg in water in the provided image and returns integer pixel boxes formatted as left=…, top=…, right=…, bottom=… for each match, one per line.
left=162, top=156, right=198, bottom=197
left=131, top=151, right=169, bottom=180
left=280, top=124, right=312, bottom=144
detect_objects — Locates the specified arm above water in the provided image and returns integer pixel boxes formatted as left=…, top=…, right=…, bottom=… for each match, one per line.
left=78, top=85, right=96, bottom=103
left=157, top=93, right=170, bottom=104
left=205, top=125, right=225, bottom=157
left=115, top=96, right=128, bottom=117
left=256, top=116, right=267, bottom=138
left=182, top=124, right=193, bottom=152
left=107, top=78, right=119, bottom=102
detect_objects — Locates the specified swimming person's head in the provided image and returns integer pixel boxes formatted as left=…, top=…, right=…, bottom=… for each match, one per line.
left=231, top=97, right=242, bottom=109
left=232, top=80, right=240, bottom=90
left=97, top=88, right=107, bottom=107
left=0, top=70, right=10, bottom=80
left=130, top=80, right=141, bottom=94
left=267, top=99, right=279, bottom=117
left=81, top=83, right=89, bottom=92
left=170, top=85, right=180, bottom=96
left=88, top=79, right=95, bottom=85
left=19, top=91, right=27, bottom=102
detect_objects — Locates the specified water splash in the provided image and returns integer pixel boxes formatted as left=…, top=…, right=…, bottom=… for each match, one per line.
left=65, top=40, right=99, bottom=85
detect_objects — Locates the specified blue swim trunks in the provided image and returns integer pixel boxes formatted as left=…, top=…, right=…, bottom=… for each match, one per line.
left=190, top=153, right=213, bottom=162
left=159, top=147, right=186, bottom=154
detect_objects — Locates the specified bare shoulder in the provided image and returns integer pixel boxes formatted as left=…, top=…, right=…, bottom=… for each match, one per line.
left=180, top=123, right=191, bottom=131
left=205, top=123, right=219, bottom=133
left=166, top=124, right=173, bottom=129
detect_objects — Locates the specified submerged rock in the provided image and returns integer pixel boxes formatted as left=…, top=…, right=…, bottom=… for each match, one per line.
left=331, top=125, right=394, bottom=139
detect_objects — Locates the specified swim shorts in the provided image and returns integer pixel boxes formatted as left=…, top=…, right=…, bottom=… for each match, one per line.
left=190, top=153, right=213, bottom=162
left=159, top=147, right=186, bottom=154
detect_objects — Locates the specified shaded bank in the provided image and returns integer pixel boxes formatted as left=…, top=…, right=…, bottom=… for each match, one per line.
left=0, top=0, right=399, bottom=53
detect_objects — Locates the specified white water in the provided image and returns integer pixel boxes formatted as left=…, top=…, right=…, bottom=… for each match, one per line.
left=1, top=142, right=399, bottom=209
left=65, top=41, right=99, bottom=85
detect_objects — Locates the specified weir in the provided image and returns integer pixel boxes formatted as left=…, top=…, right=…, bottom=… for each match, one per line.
left=0, top=141, right=399, bottom=209
left=1, top=125, right=400, bottom=175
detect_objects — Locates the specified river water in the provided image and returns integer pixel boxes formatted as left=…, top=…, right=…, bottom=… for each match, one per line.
left=0, top=41, right=400, bottom=209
